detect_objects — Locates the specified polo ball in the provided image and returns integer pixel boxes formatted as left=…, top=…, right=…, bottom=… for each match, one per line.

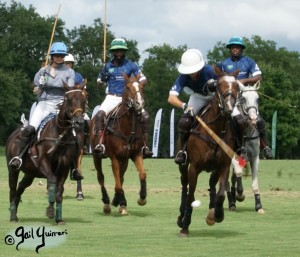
left=191, top=200, right=201, bottom=207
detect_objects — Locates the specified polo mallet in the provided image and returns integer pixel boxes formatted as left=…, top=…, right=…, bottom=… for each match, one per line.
left=103, top=0, right=107, bottom=64
left=195, top=115, right=247, bottom=176
left=44, top=2, right=62, bottom=67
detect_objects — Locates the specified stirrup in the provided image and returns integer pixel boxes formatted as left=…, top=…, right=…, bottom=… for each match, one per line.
left=142, top=146, right=153, bottom=158
left=9, top=156, right=22, bottom=169
left=94, top=144, right=107, bottom=158
left=71, top=169, right=84, bottom=181
left=175, top=150, right=187, bottom=165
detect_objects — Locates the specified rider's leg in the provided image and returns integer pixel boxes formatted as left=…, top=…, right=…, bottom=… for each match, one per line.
left=257, top=116, right=273, bottom=159
left=231, top=113, right=249, bottom=161
left=140, top=110, right=153, bottom=158
left=175, top=113, right=194, bottom=165
left=94, top=110, right=107, bottom=156
left=9, top=125, right=35, bottom=169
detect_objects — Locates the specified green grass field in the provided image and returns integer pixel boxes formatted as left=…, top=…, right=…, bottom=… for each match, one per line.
left=0, top=156, right=299, bottom=257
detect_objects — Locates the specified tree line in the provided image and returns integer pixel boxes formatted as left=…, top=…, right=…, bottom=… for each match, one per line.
left=1, top=1, right=299, bottom=159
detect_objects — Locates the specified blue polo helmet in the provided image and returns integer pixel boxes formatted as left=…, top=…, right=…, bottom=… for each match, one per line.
left=226, top=36, right=246, bottom=49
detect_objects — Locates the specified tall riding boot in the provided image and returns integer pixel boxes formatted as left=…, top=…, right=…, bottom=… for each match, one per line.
left=9, top=125, right=35, bottom=169
left=93, top=110, right=107, bottom=157
left=175, top=114, right=194, bottom=165
left=257, top=117, right=273, bottom=159
left=140, top=111, right=153, bottom=158
left=232, top=114, right=249, bottom=161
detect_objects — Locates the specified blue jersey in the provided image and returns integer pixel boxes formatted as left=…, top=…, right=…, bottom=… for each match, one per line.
left=75, top=71, right=84, bottom=85
left=217, top=55, right=261, bottom=80
left=98, top=58, right=144, bottom=95
left=170, top=64, right=217, bottom=95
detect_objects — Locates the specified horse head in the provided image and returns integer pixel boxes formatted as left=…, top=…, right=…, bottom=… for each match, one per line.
left=238, top=81, right=260, bottom=126
left=122, top=73, right=144, bottom=113
left=214, top=66, right=239, bottom=116
left=61, top=79, right=87, bottom=130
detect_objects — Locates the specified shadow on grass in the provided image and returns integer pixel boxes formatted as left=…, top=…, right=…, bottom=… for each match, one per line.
left=189, top=228, right=245, bottom=238
left=16, top=216, right=92, bottom=224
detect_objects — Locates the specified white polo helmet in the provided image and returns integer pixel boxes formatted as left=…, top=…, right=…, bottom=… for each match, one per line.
left=64, top=54, right=75, bottom=63
left=178, top=49, right=205, bottom=74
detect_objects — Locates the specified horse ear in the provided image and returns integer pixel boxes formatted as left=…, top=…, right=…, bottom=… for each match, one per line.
left=64, top=81, right=71, bottom=91
left=231, top=69, right=240, bottom=78
left=213, top=65, right=225, bottom=77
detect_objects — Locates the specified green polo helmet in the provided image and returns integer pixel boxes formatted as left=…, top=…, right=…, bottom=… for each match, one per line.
left=226, top=36, right=246, bottom=49
left=109, top=38, right=128, bottom=51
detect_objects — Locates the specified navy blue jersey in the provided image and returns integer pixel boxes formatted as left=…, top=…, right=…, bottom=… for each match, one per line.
left=98, top=58, right=145, bottom=95
left=170, top=64, right=217, bottom=95
left=217, top=55, right=261, bottom=80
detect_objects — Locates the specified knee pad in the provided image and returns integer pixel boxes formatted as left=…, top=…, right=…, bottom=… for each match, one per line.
left=178, top=115, right=194, bottom=133
left=21, top=125, right=35, bottom=137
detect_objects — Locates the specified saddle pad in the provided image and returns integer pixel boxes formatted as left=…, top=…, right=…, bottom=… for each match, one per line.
left=37, top=113, right=56, bottom=140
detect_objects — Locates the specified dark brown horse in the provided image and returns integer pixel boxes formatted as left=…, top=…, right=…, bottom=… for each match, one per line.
left=90, top=74, right=147, bottom=215
left=177, top=67, right=240, bottom=236
left=6, top=83, right=87, bottom=224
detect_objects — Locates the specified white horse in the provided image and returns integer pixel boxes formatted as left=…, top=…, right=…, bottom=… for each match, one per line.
left=227, top=82, right=265, bottom=213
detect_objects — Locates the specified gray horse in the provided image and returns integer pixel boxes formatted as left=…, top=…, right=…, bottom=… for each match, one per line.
left=227, top=82, right=265, bottom=213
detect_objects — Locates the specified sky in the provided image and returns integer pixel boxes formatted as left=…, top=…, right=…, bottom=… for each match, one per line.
left=13, top=0, right=300, bottom=62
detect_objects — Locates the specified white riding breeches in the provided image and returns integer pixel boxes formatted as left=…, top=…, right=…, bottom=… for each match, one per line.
left=29, top=99, right=61, bottom=131
left=99, top=94, right=122, bottom=115
left=188, top=93, right=214, bottom=113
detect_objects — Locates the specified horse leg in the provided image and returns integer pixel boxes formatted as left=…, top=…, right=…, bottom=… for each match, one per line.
left=76, top=181, right=84, bottom=200
left=177, top=163, right=189, bottom=228
left=8, top=167, right=20, bottom=221
left=55, top=174, right=68, bottom=225
left=134, top=156, right=147, bottom=206
left=117, top=160, right=128, bottom=215
left=179, top=163, right=197, bottom=236
left=250, top=159, right=264, bottom=213
left=94, top=156, right=111, bottom=214
left=10, top=174, right=34, bottom=222
left=236, top=176, right=245, bottom=202
left=214, top=167, right=229, bottom=223
left=206, top=170, right=218, bottom=226
left=226, top=180, right=236, bottom=211
left=46, top=175, right=57, bottom=220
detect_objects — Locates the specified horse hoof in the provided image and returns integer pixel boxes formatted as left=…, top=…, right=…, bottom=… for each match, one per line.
left=103, top=204, right=111, bottom=214
left=236, top=194, right=245, bottom=202
left=56, top=220, right=65, bottom=225
left=76, top=192, right=84, bottom=200
left=46, top=206, right=55, bottom=219
left=179, top=229, right=189, bottom=237
left=229, top=205, right=236, bottom=211
left=206, top=208, right=215, bottom=226
left=10, top=217, right=19, bottom=222
left=137, top=198, right=147, bottom=206
left=119, top=206, right=128, bottom=215
left=257, top=208, right=265, bottom=214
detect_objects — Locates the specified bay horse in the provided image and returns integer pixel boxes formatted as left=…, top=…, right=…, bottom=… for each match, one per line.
left=90, top=74, right=147, bottom=215
left=177, top=66, right=240, bottom=236
left=227, top=82, right=265, bottom=213
left=6, top=83, right=87, bottom=224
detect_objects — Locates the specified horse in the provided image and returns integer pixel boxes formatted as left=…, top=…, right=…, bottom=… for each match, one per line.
left=177, top=66, right=240, bottom=236
left=226, top=82, right=265, bottom=213
left=6, top=83, right=87, bottom=224
left=90, top=74, right=147, bottom=215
